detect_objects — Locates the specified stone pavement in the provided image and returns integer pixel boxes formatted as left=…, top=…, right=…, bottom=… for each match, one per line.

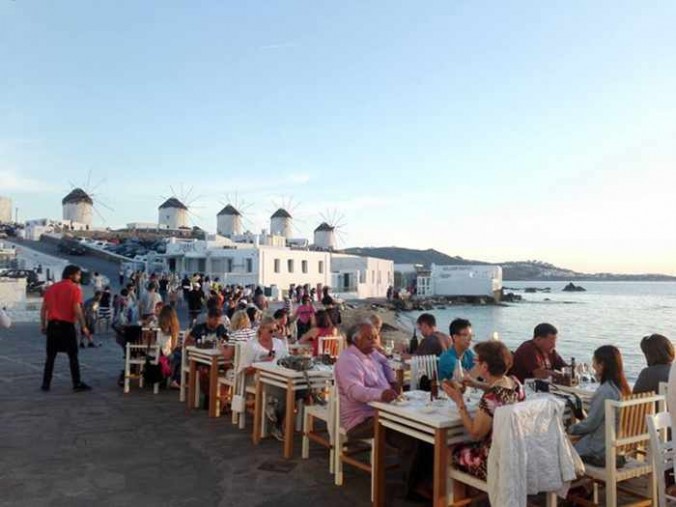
left=0, top=323, right=419, bottom=507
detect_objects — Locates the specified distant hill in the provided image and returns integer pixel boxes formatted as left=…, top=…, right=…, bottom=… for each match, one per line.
left=342, top=247, right=676, bottom=281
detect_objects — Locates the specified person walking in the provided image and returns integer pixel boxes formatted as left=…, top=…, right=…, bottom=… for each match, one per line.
left=40, top=265, right=92, bottom=392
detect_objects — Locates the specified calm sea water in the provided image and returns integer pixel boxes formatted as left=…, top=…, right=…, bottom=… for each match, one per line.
left=400, top=281, right=676, bottom=381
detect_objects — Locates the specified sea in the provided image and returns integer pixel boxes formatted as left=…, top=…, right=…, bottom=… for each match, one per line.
left=398, top=281, right=676, bottom=382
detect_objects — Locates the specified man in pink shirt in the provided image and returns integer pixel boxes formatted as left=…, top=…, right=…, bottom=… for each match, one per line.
left=335, top=321, right=399, bottom=438
left=335, top=322, right=420, bottom=499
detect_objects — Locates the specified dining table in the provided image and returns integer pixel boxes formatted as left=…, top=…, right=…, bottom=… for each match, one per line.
left=370, top=389, right=481, bottom=507
left=251, top=361, right=334, bottom=458
left=185, top=345, right=229, bottom=418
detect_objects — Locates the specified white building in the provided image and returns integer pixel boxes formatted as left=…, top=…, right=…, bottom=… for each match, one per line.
left=158, top=198, right=189, bottom=229
left=24, top=218, right=90, bottom=240
left=270, top=208, right=292, bottom=239
left=164, top=238, right=331, bottom=292
left=417, top=264, right=502, bottom=299
left=216, top=204, right=243, bottom=237
left=330, top=254, right=393, bottom=299
left=313, top=222, right=336, bottom=250
left=62, top=188, right=93, bottom=227
left=0, top=196, right=12, bottom=223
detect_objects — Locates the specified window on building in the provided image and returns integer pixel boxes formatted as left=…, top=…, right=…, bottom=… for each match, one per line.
left=359, top=270, right=365, bottom=284
left=377, top=271, right=382, bottom=284
left=301, top=260, right=308, bottom=273
left=371, top=270, right=375, bottom=284
left=226, top=258, right=233, bottom=273
left=287, top=259, right=294, bottom=273
left=246, top=258, right=253, bottom=273
left=274, top=259, right=280, bottom=273
left=318, top=260, right=324, bottom=274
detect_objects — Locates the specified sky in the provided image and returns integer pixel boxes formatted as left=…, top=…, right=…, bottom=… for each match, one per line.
left=2, top=1, right=676, bottom=275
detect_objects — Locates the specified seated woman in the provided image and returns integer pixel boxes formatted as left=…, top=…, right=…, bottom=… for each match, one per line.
left=156, top=305, right=180, bottom=388
left=634, top=334, right=673, bottom=394
left=238, top=317, right=289, bottom=441
left=299, top=309, right=338, bottom=356
left=229, top=310, right=256, bottom=342
left=569, top=345, right=630, bottom=465
left=442, top=341, right=524, bottom=480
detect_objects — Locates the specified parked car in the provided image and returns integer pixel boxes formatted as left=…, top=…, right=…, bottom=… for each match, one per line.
left=57, top=239, right=87, bottom=256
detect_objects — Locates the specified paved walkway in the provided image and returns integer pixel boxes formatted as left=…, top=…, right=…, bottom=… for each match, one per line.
left=0, top=323, right=421, bottom=507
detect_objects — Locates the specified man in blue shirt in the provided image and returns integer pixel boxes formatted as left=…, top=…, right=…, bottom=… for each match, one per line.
left=439, top=318, right=475, bottom=380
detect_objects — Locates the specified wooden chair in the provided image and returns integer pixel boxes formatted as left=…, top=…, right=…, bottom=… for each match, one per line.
left=302, top=381, right=334, bottom=473
left=647, top=412, right=676, bottom=507
left=124, top=327, right=160, bottom=394
left=410, top=354, right=438, bottom=390
left=179, top=331, right=190, bottom=402
left=573, top=392, right=663, bottom=507
left=333, top=380, right=375, bottom=501
left=217, top=342, right=243, bottom=425
left=318, top=335, right=345, bottom=358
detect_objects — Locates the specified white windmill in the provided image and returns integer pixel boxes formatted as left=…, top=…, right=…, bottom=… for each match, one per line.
left=313, top=209, right=348, bottom=251
left=158, top=185, right=203, bottom=230
left=62, top=171, right=113, bottom=228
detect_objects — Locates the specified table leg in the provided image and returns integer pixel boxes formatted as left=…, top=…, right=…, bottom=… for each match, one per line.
left=433, top=428, right=449, bottom=507
left=373, top=412, right=387, bottom=507
left=209, top=357, right=219, bottom=418
left=188, top=358, right=197, bottom=410
left=283, top=378, right=295, bottom=459
left=252, top=371, right=262, bottom=445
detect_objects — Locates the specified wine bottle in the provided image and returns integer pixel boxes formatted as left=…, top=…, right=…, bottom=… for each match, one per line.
left=409, top=330, right=419, bottom=355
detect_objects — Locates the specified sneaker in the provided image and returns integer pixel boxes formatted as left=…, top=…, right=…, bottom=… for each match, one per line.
left=40, top=384, right=50, bottom=392
left=73, top=382, right=92, bottom=392
left=270, top=425, right=284, bottom=442
left=169, top=380, right=181, bottom=390
left=265, top=401, right=278, bottom=424
left=80, top=342, right=86, bottom=349
left=87, top=342, right=97, bottom=348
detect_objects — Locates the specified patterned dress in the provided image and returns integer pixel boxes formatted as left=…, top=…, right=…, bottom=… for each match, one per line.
left=452, top=376, right=526, bottom=480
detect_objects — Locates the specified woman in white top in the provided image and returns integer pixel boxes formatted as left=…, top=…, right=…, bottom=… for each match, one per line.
left=238, top=316, right=289, bottom=441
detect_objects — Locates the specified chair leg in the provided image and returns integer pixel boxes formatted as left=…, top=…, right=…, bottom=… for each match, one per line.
left=335, top=434, right=344, bottom=486
left=139, top=364, right=144, bottom=388
left=370, top=444, right=374, bottom=502
left=124, top=357, right=130, bottom=393
left=302, top=412, right=311, bottom=459
left=179, top=370, right=186, bottom=402
left=194, top=376, right=201, bottom=409
left=593, top=482, right=599, bottom=505
left=606, top=477, right=617, bottom=507
left=153, top=381, right=159, bottom=395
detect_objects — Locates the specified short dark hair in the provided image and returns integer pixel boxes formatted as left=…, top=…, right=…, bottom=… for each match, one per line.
left=273, top=309, right=287, bottom=320
left=417, top=313, right=436, bottom=328
left=315, top=309, right=334, bottom=329
left=474, top=341, right=512, bottom=376
left=207, top=308, right=222, bottom=319
left=62, top=265, right=81, bottom=280
left=640, top=334, right=674, bottom=367
left=533, top=323, right=557, bottom=339
left=449, top=318, right=471, bottom=336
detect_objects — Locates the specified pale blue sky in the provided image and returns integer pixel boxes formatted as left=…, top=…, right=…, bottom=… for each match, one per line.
left=2, top=1, right=676, bottom=274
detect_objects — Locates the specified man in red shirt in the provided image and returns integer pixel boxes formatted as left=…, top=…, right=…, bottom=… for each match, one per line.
left=511, top=322, right=567, bottom=382
left=40, top=265, right=92, bottom=392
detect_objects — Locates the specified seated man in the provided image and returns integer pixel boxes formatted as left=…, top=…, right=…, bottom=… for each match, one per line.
left=511, top=322, right=567, bottom=382
left=438, top=318, right=476, bottom=380
left=335, top=322, right=399, bottom=439
left=414, top=313, right=450, bottom=357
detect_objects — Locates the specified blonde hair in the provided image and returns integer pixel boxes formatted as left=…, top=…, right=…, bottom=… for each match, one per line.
left=158, top=306, right=180, bottom=341
left=369, top=313, right=383, bottom=331
left=230, top=310, right=251, bottom=331
left=256, top=316, right=277, bottom=339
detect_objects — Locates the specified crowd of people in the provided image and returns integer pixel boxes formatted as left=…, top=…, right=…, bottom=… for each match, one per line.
left=39, top=265, right=675, bottom=502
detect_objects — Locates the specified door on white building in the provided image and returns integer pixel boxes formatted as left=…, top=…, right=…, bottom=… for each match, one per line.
left=342, top=273, right=350, bottom=290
